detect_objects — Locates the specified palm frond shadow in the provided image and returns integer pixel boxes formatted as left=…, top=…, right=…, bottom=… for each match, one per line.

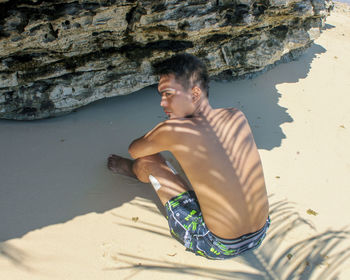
left=106, top=253, right=263, bottom=280
left=240, top=197, right=350, bottom=279
left=107, top=195, right=350, bottom=279
left=129, top=196, right=166, bottom=217
left=0, top=243, right=33, bottom=271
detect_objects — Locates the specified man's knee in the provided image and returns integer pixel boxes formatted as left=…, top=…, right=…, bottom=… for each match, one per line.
left=132, top=154, right=165, bottom=183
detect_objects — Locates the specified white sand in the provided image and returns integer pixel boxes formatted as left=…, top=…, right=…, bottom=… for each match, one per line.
left=1, top=4, right=350, bottom=279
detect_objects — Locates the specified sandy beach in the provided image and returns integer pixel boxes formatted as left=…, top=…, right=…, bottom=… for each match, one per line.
left=1, top=2, right=350, bottom=279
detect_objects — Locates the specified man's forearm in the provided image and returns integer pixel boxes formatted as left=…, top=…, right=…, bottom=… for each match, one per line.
left=128, top=121, right=168, bottom=159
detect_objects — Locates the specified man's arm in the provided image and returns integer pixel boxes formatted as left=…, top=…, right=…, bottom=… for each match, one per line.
left=128, top=121, right=173, bottom=159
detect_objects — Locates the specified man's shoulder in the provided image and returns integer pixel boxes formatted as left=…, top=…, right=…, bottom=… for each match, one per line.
left=214, top=107, right=245, bottom=117
left=213, top=108, right=250, bottom=130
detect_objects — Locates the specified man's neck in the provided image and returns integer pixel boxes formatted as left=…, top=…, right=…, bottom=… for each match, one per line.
left=191, top=98, right=212, bottom=118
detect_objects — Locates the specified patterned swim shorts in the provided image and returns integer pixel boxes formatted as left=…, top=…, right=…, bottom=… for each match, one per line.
left=165, top=190, right=270, bottom=260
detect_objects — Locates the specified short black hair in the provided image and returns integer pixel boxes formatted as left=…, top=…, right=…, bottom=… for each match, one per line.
left=153, top=53, right=209, bottom=97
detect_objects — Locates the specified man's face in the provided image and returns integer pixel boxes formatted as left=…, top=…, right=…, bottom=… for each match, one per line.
left=157, top=74, right=195, bottom=119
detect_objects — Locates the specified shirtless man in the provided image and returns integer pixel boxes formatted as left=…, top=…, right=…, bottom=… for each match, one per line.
left=108, top=54, right=270, bottom=259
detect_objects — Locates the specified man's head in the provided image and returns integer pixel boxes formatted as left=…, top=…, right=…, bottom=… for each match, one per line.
left=154, top=53, right=209, bottom=98
left=154, top=54, right=210, bottom=119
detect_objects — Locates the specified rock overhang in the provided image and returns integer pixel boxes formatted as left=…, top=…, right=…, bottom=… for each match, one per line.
left=0, top=0, right=333, bottom=120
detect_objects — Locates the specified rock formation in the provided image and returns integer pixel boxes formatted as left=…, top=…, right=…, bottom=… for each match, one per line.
left=0, top=0, right=332, bottom=120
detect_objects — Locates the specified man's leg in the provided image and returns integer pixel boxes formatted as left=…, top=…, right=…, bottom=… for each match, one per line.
left=108, top=154, right=190, bottom=205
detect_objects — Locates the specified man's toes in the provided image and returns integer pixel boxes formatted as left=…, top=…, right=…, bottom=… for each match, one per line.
left=108, top=154, right=115, bottom=160
left=110, top=154, right=121, bottom=159
left=108, top=155, right=119, bottom=163
left=107, top=157, right=117, bottom=171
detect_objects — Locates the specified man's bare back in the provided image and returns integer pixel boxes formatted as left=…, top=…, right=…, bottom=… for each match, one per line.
left=145, top=105, right=269, bottom=239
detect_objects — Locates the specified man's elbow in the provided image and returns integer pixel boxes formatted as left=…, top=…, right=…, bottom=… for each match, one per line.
left=128, top=143, right=137, bottom=159
left=129, top=140, right=143, bottom=159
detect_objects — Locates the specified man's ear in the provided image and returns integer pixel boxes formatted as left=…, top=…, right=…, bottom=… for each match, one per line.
left=191, top=86, right=202, bottom=103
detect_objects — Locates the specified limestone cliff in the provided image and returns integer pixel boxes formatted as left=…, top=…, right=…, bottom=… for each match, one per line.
left=0, top=0, right=332, bottom=120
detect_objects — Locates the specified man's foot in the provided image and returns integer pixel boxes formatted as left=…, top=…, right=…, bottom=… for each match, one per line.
left=107, top=154, right=137, bottom=178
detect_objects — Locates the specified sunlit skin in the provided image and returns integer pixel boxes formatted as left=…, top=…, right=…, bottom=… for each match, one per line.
left=108, top=74, right=269, bottom=239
